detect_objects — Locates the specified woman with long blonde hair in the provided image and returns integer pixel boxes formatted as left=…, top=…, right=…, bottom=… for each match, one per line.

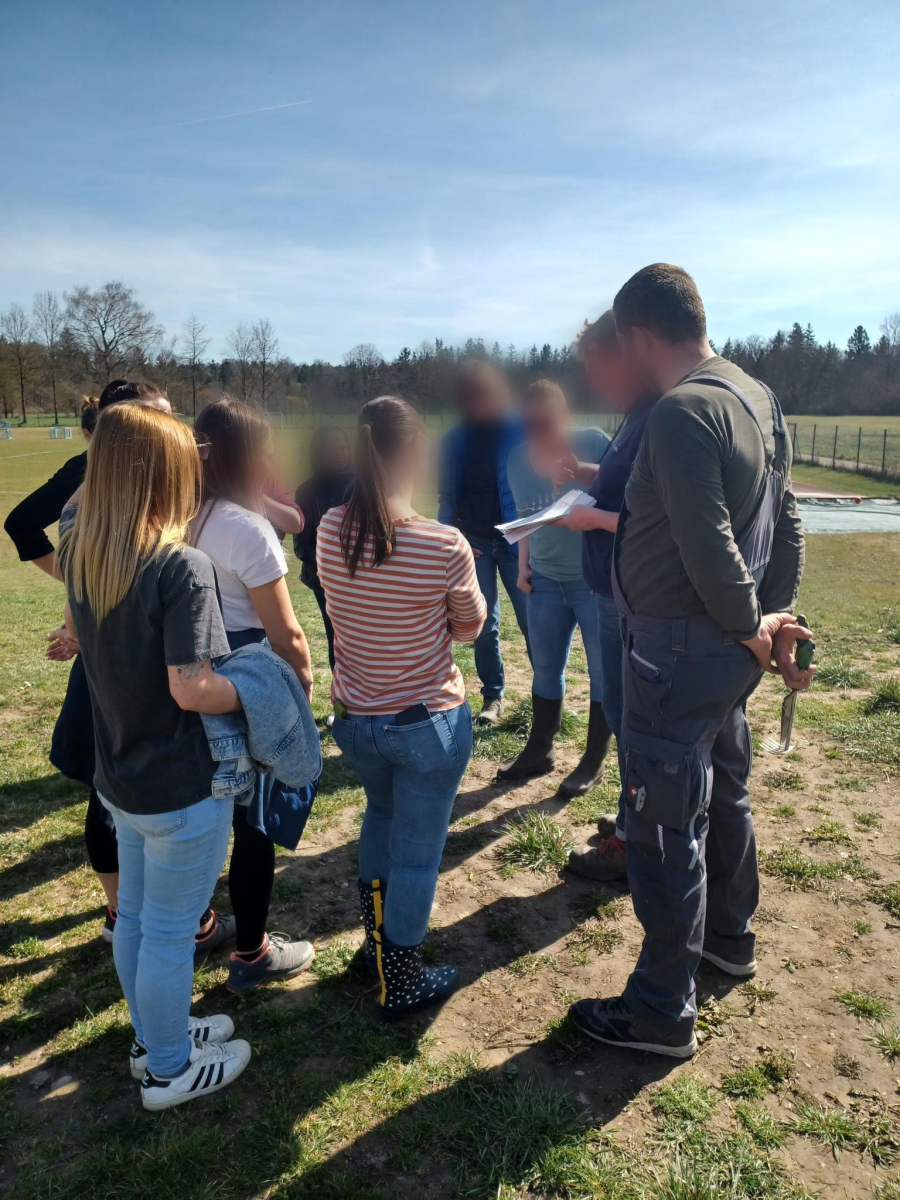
left=60, top=404, right=252, bottom=1111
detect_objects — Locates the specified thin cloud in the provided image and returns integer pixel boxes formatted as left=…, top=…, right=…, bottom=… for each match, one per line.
left=148, top=99, right=312, bottom=132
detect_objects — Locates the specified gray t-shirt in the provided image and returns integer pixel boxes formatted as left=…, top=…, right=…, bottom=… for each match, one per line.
left=507, top=427, right=610, bottom=581
left=67, top=545, right=231, bottom=815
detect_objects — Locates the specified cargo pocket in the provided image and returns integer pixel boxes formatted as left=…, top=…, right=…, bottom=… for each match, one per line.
left=620, top=726, right=700, bottom=832
left=623, top=645, right=672, bottom=724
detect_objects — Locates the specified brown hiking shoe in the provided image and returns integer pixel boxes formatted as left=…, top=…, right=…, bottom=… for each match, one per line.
left=477, top=698, right=503, bottom=725
left=567, top=835, right=627, bottom=882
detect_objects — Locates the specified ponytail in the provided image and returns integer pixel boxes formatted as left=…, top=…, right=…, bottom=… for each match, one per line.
left=339, top=395, right=422, bottom=577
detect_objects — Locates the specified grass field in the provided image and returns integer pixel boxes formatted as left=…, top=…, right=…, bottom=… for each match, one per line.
left=2, top=429, right=900, bottom=1199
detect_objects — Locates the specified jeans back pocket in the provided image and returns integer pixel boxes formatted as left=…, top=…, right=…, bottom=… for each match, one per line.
left=384, top=712, right=459, bottom=773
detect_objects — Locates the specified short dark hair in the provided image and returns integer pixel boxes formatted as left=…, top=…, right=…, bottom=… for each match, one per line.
left=573, top=309, right=618, bottom=359
left=613, top=264, right=706, bottom=344
left=81, top=396, right=100, bottom=434
left=452, top=360, right=510, bottom=409
left=98, top=379, right=167, bottom=410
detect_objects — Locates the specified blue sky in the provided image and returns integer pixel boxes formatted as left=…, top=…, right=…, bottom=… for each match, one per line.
left=1, top=0, right=898, bottom=361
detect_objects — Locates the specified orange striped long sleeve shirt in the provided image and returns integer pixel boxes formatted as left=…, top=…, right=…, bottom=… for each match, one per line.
left=316, top=508, right=486, bottom=714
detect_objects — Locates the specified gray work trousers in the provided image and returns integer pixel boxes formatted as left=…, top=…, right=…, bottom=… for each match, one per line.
left=618, top=610, right=764, bottom=1037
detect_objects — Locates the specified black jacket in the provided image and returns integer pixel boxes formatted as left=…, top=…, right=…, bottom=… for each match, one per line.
left=4, top=451, right=87, bottom=561
left=292, top=471, right=354, bottom=586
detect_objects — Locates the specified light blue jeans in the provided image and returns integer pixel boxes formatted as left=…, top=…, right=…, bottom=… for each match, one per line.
left=100, top=794, right=234, bottom=1078
left=527, top=570, right=604, bottom=703
left=596, top=590, right=627, bottom=838
left=333, top=702, right=473, bottom=946
left=468, top=535, right=531, bottom=699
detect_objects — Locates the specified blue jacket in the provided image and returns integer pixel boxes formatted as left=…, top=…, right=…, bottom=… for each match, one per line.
left=437, top=416, right=524, bottom=549
left=202, top=645, right=322, bottom=848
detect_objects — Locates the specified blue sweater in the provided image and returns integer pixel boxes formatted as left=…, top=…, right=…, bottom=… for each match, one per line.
left=437, top=415, right=524, bottom=553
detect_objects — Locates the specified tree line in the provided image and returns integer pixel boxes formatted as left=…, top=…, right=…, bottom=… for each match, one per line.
left=1, top=280, right=898, bottom=422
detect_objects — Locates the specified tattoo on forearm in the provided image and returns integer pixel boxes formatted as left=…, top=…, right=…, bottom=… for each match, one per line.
left=175, top=661, right=205, bottom=679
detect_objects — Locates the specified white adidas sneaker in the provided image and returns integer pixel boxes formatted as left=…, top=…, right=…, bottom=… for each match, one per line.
left=140, top=1038, right=251, bottom=1110
left=129, top=1013, right=236, bottom=1079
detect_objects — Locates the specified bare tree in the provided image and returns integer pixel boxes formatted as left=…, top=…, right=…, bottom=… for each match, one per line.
left=33, top=291, right=63, bottom=422
left=880, top=312, right=900, bottom=380
left=251, top=318, right=280, bottom=407
left=181, top=314, right=211, bottom=417
left=64, top=281, right=159, bottom=384
left=226, top=322, right=256, bottom=403
left=343, top=342, right=383, bottom=403
left=0, top=303, right=37, bottom=424
left=155, top=331, right=179, bottom=394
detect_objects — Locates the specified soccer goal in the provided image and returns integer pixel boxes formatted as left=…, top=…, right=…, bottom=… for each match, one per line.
left=2, top=426, right=11, bottom=440
left=50, top=426, right=73, bottom=439
left=269, top=412, right=284, bottom=429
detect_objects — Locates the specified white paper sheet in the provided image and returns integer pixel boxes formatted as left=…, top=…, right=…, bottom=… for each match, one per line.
left=495, top=489, right=596, bottom=545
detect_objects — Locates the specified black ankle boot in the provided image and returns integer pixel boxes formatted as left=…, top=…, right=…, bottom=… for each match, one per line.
left=358, top=878, right=385, bottom=977
left=374, top=936, right=460, bottom=1020
left=496, top=694, right=563, bottom=782
left=557, top=701, right=614, bottom=798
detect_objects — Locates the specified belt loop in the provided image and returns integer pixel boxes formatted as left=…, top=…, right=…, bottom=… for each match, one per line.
left=671, top=619, right=686, bottom=652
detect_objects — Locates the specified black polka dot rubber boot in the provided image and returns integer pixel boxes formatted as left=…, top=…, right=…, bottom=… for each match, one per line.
left=374, top=936, right=460, bottom=1021
left=358, top=878, right=384, bottom=978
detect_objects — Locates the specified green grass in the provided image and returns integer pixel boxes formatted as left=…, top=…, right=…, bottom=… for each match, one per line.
left=869, top=881, right=900, bottom=919
left=869, top=1027, right=900, bottom=1061
left=833, top=988, right=893, bottom=1022
left=863, top=676, right=900, bottom=714
left=494, top=810, right=572, bottom=876
left=2, top=428, right=900, bottom=1199
left=651, top=1077, right=717, bottom=1124
left=762, top=769, right=804, bottom=792
left=814, top=659, right=871, bottom=690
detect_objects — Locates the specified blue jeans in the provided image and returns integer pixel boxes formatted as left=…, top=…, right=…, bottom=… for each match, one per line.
left=527, top=570, right=604, bottom=703
left=333, top=702, right=473, bottom=946
left=468, top=535, right=531, bottom=699
left=596, top=590, right=626, bottom=837
left=100, top=794, right=234, bottom=1078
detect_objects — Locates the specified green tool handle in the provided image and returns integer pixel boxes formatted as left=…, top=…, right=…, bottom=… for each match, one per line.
left=795, top=613, right=815, bottom=671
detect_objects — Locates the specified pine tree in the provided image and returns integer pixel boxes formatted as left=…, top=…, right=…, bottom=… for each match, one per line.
left=847, top=325, right=871, bottom=356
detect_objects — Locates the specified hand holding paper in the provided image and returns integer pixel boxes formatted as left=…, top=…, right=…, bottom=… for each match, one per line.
left=495, top=490, right=596, bottom=545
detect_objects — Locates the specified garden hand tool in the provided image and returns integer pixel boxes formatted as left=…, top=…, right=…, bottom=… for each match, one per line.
left=761, top=615, right=815, bottom=755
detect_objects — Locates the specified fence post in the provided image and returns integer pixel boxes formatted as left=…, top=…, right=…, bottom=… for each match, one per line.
left=810, top=424, right=817, bottom=463
left=832, top=425, right=838, bottom=469
left=883, top=430, right=888, bottom=475
left=856, top=427, right=862, bottom=472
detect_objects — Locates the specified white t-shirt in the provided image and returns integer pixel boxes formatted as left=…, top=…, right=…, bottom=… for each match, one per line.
left=192, top=499, right=288, bottom=631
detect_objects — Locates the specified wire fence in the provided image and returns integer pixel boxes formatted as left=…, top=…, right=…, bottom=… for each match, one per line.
left=6, top=409, right=900, bottom=480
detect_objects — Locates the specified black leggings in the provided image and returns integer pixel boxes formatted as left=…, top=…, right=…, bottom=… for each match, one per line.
left=85, top=787, right=119, bottom=875
left=229, top=803, right=275, bottom=952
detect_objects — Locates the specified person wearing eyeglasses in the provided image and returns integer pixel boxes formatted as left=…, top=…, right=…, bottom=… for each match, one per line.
left=499, top=380, right=613, bottom=796
left=190, top=397, right=315, bottom=993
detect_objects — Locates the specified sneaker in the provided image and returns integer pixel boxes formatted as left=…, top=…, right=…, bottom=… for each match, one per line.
left=596, top=814, right=618, bottom=839
left=701, top=948, right=757, bottom=977
left=141, top=1038, right=251, bottom=1111
left=129, top=1014, right=236, bottom=1079
left=569, top=996, right=697, bottom=1059
left=567, top=835, right=627, bottom=882
left=101, top=906, right=117, bottom=945
left=194, top=910, right=237, bottom=970
left=476, top=697, right=503, bottom=725
left=226, top=932, right=315, bottom=994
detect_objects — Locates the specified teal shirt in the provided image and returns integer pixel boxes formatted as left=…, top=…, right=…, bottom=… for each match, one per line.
left=506, top=427, right=610, bottom=582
